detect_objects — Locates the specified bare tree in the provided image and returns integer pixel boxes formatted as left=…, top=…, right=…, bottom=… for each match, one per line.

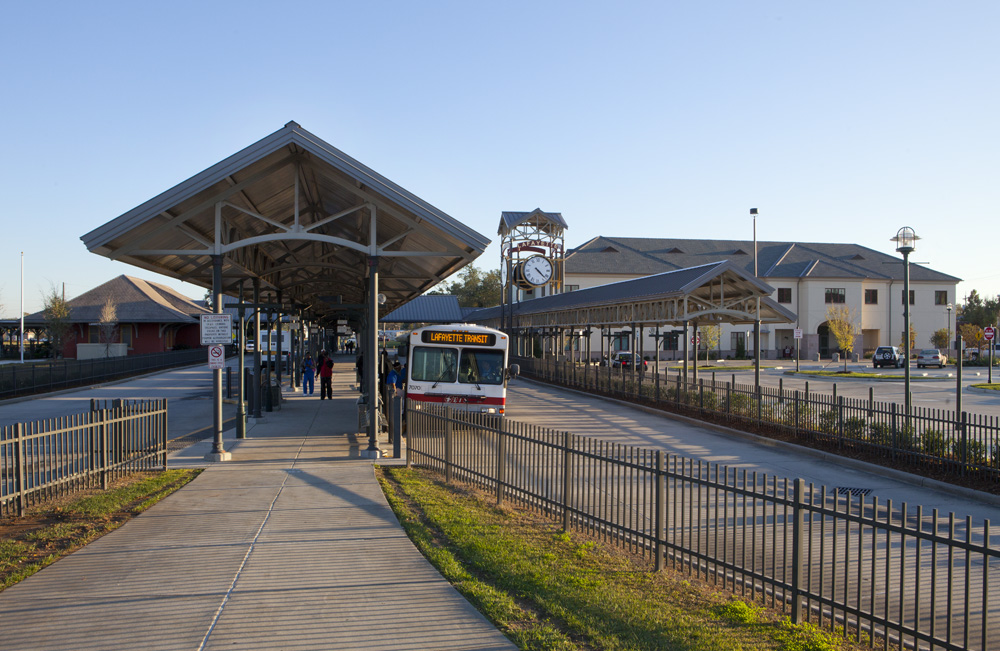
left=826, top=305, right=859, bottom=371
left=99, top=296, right=119, bottom=358
left=42, top=284, right=72, bottom=359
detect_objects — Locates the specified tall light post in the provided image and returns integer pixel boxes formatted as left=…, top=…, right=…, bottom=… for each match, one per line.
left=946, top=303, right=953, bottom=358
left=892, top=226, right=919, bottom=416
left=751, top=208, right=760, bottom=389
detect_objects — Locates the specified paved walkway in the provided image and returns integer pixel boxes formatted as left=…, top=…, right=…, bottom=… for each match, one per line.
left=0, top=366, right=517, bottom=651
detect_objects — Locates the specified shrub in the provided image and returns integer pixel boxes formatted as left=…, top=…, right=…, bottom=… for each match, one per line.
left=920, top=429, right=950, bottom=457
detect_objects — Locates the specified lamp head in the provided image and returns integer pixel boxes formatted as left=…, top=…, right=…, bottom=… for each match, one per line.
left=891, top=226, right=919, bottom=254
left=750, top=208, right=758, bottom=215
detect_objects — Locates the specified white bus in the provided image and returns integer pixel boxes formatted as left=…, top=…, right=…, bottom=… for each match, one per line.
left=404, top=324, right=518, bottom=416
left=247, top=329, right=293, bottom=369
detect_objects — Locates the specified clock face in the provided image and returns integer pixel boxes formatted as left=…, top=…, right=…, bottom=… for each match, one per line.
left=522, top=256, right=553, bottom=286
left=500, top=262, right=508, bottom=286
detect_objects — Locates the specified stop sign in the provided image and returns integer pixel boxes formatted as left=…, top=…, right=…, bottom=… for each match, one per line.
left=986, top=326, right=996, bottom=341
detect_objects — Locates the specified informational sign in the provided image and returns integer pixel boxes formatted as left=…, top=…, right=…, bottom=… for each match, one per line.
left=985, top=326, right=995, bottom=341
left=422, top=330, right=496, bottom=347
left=690, top=334, right=701, bottom=345
left=793, top=328, right=803, bottom=339
left=200, top=314, right=233, bottom=345
left=208, top=344, right=225, bottom=369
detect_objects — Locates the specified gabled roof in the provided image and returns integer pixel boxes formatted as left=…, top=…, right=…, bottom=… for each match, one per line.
left=24, top=275, right=210, bottom=324
left=498, top=209, right=568, bottom=235
left=565, top=237, right=961, bottom=283
left=80, top=121, right=490, bottom=326
left=379, top=294, right=466, bottom=324
left=466, top=261, right=796, bottom=326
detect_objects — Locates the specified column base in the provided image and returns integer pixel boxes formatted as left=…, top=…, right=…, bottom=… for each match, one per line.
left=361, top=448, right=382, bottom=459
left=205, top=451, right=233, bottom=462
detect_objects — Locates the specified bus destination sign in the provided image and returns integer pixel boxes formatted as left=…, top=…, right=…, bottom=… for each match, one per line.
left=421, top=331, right=497, bottom=347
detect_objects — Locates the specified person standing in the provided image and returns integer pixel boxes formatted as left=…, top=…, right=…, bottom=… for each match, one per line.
left=319, top=357, right=333, bottom=400
left=301, top=353, right=316, bottom=395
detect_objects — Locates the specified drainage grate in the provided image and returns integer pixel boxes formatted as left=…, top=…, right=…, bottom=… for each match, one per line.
left=835, top=487, right=872, bottom=497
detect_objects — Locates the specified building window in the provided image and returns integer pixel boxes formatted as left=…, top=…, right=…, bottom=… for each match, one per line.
left=935, top=291, right=948, bottom=305
left=865, top=289, right=878, bottom=305
left=88, top=325, right=99, bottom=344
left=777, top=288, right=792, bottom=303
left=731, top=332, right=747, bottom=352
left=825, top=288, right=846, bottom=304
left=564, top=285, right=579, bottom=292
left=901, top=290, right=915, bottom=305
left=662, top=331, right=680, bottom=351
left=121, top=326, right=132, bottom=349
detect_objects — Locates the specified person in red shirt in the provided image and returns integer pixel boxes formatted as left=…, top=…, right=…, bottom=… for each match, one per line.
left=319, top=358, right=334, bottom=399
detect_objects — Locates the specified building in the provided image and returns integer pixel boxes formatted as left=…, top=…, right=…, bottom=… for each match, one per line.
left=18, top=275, right=211, bottom=359
left=563, top=236, right=960, bottom=359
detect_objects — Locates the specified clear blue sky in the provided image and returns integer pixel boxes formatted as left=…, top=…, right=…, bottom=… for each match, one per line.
left=2, top=1, right=996, bottom=315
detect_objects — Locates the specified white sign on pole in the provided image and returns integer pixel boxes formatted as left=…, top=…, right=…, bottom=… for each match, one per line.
left=208, top=344, right=225, bottom=369
left=200, top=314, right=233, bottom=345
left=793, top=328, right=803, bottom=339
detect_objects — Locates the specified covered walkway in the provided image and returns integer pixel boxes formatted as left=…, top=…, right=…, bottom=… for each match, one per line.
left=0, top=365, right=516, bottom=651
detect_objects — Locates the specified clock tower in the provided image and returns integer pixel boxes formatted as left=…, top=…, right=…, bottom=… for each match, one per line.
left=498, top=209, right=567, bottom=331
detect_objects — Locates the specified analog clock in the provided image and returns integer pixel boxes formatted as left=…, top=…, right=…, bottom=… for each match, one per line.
left=521, top=256, right=553, bottom=286
left=500, top=261, right=508, bottom=286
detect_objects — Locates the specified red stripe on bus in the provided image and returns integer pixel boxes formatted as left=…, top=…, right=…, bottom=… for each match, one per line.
left=407, top=393, right=505, bottom=406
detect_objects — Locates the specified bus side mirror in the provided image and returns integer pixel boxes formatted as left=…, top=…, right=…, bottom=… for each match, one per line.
left=507, top=363, right=520, bottom=379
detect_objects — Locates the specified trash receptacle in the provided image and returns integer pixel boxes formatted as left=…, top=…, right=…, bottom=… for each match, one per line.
left=832, top=352, right=840, bottom=363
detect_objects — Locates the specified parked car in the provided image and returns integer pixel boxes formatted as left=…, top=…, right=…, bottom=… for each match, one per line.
left=609, top=352, right=648, bottom=370
left=872, top=346, right=904, bottom=369
left=916, top=349, right=946, bottom=368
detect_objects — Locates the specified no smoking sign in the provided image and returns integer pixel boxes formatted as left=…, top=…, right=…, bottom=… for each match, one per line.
left=208, top=344, right=225, bottom=369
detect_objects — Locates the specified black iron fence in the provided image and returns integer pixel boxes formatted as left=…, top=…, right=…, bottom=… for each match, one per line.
left=517, top=357, right=1000, bottom=486
left=0, top=349, right=206, bottom=400
left=407, top=403, right=999, bottom=651
left=0, top=399, right=168, bottom=517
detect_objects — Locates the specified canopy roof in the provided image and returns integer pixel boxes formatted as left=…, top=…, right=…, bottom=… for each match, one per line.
left=81, top=121, right=489, bottom=325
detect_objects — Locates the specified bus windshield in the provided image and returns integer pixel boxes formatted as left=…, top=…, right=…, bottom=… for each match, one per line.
left=458, top=350, right=504, bottom=385
left=411, top=346, right=458, bottom=383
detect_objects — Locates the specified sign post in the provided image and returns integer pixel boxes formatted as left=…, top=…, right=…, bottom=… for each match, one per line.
left=793, top=328, right=803, bottom=372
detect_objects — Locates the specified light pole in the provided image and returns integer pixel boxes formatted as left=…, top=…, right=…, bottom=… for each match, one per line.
left=946, top=303, right=953, bottom=358
left=751, top=208, right=760, bottom=390
left=892, top=226, right=919, bottom=416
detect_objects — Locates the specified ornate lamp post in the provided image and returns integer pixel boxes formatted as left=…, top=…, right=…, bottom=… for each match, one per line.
left=892, top=226, right=919, bottom=416
left=946, top=303, right=953, bottom=358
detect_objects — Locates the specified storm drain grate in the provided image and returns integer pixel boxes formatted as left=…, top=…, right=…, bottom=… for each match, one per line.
left=835, top=487, right=872, bottom=497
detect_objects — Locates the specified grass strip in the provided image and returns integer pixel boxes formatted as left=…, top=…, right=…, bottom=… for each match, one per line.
left=0, top=469, right=200, bottom=591
left=378, top=466, right=864, bottom=651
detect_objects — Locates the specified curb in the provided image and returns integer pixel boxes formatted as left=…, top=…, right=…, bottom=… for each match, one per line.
left=516, top=375, right=1000, bottom=509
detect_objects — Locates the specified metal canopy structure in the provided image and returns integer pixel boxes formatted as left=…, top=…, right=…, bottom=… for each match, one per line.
left=81, top=121, right=488, bottom=324
left=80, top=121, right=490, bottom=460
left=467, top=261, right=796, bottom=329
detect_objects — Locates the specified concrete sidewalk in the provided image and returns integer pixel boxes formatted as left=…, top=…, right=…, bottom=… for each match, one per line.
left=0, top=367, right=516, bottom=651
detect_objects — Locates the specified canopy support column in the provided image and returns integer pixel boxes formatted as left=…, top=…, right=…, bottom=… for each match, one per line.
left=237, top=279, right=246, bottom=439
left=365, top=255, right=381, bottom=457
left=207, top=253, right=231, bottom=461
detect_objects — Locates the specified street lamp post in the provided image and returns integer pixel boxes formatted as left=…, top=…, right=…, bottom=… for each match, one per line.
left=946, top=303, right=953, bottom=358
left=751, top=208, right=760, bottom=390
left=892, top=226, right=920, bottom=417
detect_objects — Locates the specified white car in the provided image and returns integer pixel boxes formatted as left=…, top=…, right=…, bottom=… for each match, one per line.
left=916, top=349, right=946, bottom=368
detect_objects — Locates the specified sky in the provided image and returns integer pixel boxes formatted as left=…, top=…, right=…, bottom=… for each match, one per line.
left=2, top=1, right=997, bottom=316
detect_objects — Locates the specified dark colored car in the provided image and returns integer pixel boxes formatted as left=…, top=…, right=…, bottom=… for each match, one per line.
left=610, top=352, right=648, bottom=370
left=872, top=346, right=904, bottom=369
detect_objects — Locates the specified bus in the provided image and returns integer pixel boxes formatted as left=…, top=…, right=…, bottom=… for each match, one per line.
left=247, top=329, right=293, bottom=370
left=404, top=324, right=519, bottom=416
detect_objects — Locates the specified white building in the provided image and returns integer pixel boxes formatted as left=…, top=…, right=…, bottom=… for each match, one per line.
left=563, top=237, right=960, bottom=359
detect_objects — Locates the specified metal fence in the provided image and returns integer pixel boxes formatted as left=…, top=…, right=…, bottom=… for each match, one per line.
left=0, top=399, right=168, bottom=517
left=407, top=403, right=999, bottom=651
left=517, top=357, right=1000, bottom=485
left=0, top=349, right=206, bottom=400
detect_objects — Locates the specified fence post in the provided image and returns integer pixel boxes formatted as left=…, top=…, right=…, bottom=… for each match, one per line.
left=100, top=409, right=109, bottom=490
left=445, top=406, right=453, bottom=484
left=655, top=450, right=665, bottom=571
left=794, top=390, right=800, bottom=436
left=726, top=381, right=731, bottom=415
left=791, top=477, right=806, bottom=624
left=161, top=399, right=169, bottom=470
left=562, top=431, right=572, bottom=532
left=837, top=396, right=844, bottom=448
left=890, top=403, right=898, bottom=461
left=960, top=411, right=968, bottom=474
left=756, top=385, right=763, bottom=426
left=496, top=420, right=506, bottom=506
left=14, top=423, right=26, bottom=517
left=699, top=378, right=704, bottom=414
left=392, top=396, right=402, bottom=460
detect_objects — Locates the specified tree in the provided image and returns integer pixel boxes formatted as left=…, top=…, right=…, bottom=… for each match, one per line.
left=699, top=325, right=721, bottom=360
left=99, top=297, right=119, bottom=358
left=428, top=266, right=501, bottom=307
left=826, top=305, right=859, bottom=371
left=959, top=323, right=984, bottom=355
left=42, top=285, right=73, bottom=359
left=931, top=328, right=951, bottom=350
left=899, top=324, right=917, bottom=353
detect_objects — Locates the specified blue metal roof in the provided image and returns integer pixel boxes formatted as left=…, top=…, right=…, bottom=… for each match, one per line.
left=380, top=295, right=466, bottom=323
